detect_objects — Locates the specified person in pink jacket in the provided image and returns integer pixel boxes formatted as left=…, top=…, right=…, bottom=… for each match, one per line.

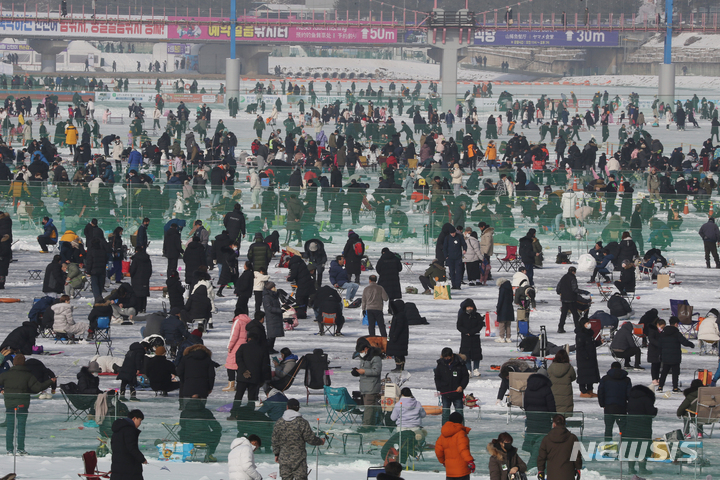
left=223, top=314, right=252, bottom=392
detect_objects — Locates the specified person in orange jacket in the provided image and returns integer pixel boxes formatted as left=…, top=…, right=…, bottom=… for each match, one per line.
left=435, top=412, right=475, bottom=480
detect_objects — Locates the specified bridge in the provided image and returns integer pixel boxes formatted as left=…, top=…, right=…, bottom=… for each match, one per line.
left=1, top=4, right=717, bottom=110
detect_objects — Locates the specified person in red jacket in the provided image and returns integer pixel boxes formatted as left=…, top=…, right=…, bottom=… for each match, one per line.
left=435, top=412, right=475, bottom=480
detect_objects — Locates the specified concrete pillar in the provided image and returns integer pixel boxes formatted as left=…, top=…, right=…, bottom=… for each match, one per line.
left=658, top=63, right=675, bottom=106
left=226, top=58, right=241, bottom=107
left=198, top=44, right=270, bottom=75
left=28, top=40, right=68, bottom=73
left=428, top=35, right=466, bottom=113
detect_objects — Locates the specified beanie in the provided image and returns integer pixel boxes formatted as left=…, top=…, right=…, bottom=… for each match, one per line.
left=155, top=346, right=166, bottom=356
left=191, top=329, right=203, bottom=338
left=448, top=412, right=464, bottom=424
left=348, top=230, right=355, bottom=237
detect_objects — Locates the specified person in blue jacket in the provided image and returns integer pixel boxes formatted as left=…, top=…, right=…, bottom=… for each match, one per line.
left=37, top=216, right=58, bottom=253
left=127, top=147, right=143, bottom=172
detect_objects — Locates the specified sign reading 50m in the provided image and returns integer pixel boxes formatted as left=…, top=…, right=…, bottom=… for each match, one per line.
left=474, top=30, right=619, bottom=47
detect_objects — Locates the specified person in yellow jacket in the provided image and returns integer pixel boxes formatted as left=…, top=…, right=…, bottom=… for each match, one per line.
left=485, top=140, right=498, bottom=171
left=65, top=122, right=78, bottom=154
left=8, top=173, right=30, bottom=205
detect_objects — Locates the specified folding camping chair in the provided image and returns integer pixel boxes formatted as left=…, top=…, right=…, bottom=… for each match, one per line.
left=506, top=372, right=533, bottom=415
left=93, top=316, right=112, bottom=356
left=324, top=386, right=362, bottom=425
left=670, top=299, right=700, bottom=339
left=319, top=312, right=338, bottom=336
left=516, top=319, right=535, bottom=350
left=304, top=349, right=330, bottom=404
left=495, top=245, right=522, bottom=272
left=697, top=317, right=720, bottom=356
left=78, top=450, right=110, bottom=480
left=694, top=386, right=720, bottom=438
left=596, top=282, right=613, bottom=302
left=367, top=467, right=386, bottom=479
left=402, top=252, right=414, bottom=273
left=60, top=386, right=95, bottom=421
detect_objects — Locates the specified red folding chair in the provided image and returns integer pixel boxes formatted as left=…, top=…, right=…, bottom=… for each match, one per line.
left=78, top=451, right=110, bottom=480
left=496, top=245, right=522, bottom=272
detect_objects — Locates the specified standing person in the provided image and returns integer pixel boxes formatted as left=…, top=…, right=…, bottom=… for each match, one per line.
left=456, top=299, right=484, bottom=377
left=386, top=299, right=409, bottom=373
left=247, top=233, right=273, bottom=273
left=647, top=318, right=665, bottom=387
left=253, top=268, right=269, bottom=316
left=435, top=412, right=475, bottom=480
left=443, top=229, right=467, bottom=290
left=0, top=353, right=55, bottom=455
left=234, top=261, right=254, bottom=316
left=271, top=398, right=325, bottom=480
left=658, top=316, right=695, bottom=392
left=547, top=349, right=576, bottom=413
left=376, top=248, right=402, bottom=304
left=462, top=229, right=482, bottom=287
left=231, top=332, right=271, bottom=412
left=135, top=218, right=149, bottom=251
left=624, top=385, right=657, bottom=476
left=262, top=282, right=283, bottom=354
left=0, top=233, right=11, bottom=289
left=107, top=227, right=125, bottom=284
left=342, top=230, right=364, bottom=284
left=518, top=228, right=537, bottom=286
left=224, top=203, right=246, bottom=246
left=361, top=275, right=389, bottom=337
left=487, top=432, right=527, bottom=480
left=177, top=343, right=215, bottom=400
left=223, top=313, right=251, bottom=392
left=434, top=347, right=469, bottom=425
left=575, top=319, right=601, bottom=397
left=699, top=216, right=720, bottom=268
left=478, top=222, right=494, bottom=285
left=129, top=246, right=152, bottom=314
left=163, top=222, right=184, bottom=277
left=354, top=337, right=382, bottom=429
left=598, top=362, right=632, bottom=442
left=522, top=371, right=556, bottom=471
left=495, top=278, right=514, bottom=343
left=110, top=410, right=148, bottom=480
left=228, top=434, right=263, bottom=480
left=536, top=415, right=582, bottom=480
left=555, top=267, right=580, bottom=333
left=85, top=238, right=107, bottom=302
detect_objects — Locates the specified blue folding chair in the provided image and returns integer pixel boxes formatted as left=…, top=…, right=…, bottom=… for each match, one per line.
left=516, top=320, right=536, bottom=350
left=324, top=386, right=362, bottom=425
left=94, top=316, right=113, bottom=355
left=670, top=299, right=700, bottom=339
left=367, top=467, right=385, bottom=479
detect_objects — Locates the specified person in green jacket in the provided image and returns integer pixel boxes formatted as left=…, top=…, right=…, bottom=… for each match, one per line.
left=39, top=121, right=48, bottom=139
left=253, top=115, right=266, bottom=139
left=0, top=353, right=55, bottom=454
left=419, top=259, right=447, bottom=294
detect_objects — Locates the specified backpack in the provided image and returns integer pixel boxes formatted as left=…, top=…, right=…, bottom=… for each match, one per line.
left=353, top=241, right=363, bottom=257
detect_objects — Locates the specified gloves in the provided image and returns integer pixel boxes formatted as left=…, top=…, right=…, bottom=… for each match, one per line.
left=467, top=461, right=475, bottom=474
left=537, top=472, right=545, bottom=480
left=242, top=370, right=252, bottom=379
left=350, top=368, right=360, bottom=377
left=576, top=469, right=581, bottom=480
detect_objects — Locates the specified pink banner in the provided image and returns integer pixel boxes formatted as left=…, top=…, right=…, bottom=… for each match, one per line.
left=167, top=18, right=396, bottom=44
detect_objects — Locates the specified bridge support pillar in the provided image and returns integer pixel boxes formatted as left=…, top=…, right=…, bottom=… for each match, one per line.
left=658, top=63, right=675, bottom=106
left=428, top=35, right=466, bottom=113
left=28, top=40, right=68, bottom=73
left=225, top=58, right=241, bottom=107
left=198, top=44, right=270, bottom=75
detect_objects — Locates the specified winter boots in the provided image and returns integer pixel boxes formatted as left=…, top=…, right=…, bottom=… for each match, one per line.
left=391, top=361, right=405, bottom=373
left=222, top=381, right=236, bottom=392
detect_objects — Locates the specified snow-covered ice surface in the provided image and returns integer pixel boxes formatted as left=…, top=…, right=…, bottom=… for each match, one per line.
left=1, top=73, right=720, bottom=478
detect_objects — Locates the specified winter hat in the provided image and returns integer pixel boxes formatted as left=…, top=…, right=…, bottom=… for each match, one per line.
left=88, top=361, right=101, bottom=374
left=348, top=230, right=355, bottom=237
left=191, top=329, right=203, bottom=338
left=155, top=346, right=167, bottom=356
left=254, top=232, right=264, bottom=241
left=448, top=412, right=464, bottom=424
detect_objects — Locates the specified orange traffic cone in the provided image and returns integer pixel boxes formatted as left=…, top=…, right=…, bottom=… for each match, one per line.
left=572, top=177, right=579, bottom=191
left=485, top=312, right=491, bottom=337
left=683, top=202, right=689, bottom=215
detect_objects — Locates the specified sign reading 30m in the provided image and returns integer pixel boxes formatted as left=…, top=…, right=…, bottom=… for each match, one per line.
left=474, top=30, right=620, bottom=47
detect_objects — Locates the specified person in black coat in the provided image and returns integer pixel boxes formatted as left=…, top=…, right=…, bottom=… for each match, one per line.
left=313, top=285, right=345, bottom=335
left=0, top=233, right=11, bottom=288
left=598, top=362, right=632, bottom=442
left=623, top=385, right=657, bottom=475
left=246, top=312, right=268, bottom=347
left=286, top=255, right=315, bottom=308
left=496, top=278, right=514, bottom=342
left=76, top=365, right=101, bottom=395
left=110, top=411, right=147, bottom=480
left=162, top=223, right=184, bottom=277
left=129, top=247, right=152, bottom=314
left=522, top=372, right=556, bottom=470
left=646, top=318, right=664, bottom=386
left=161, top=311, right=191, bottom=348
left=614, top=231, right=639, bottom=269
left=658, top=316, right=695, bottom=392
left=386, top=299, right=409, bottom=372
left=217, top=242, right=239, bottom=297
left=342, top=230, right=365, bottom=283
left=614, top=260, right=636, bottom=295
left=555, top=267, right=580, bottom=333
left=42, top=255, right=66, bottom=294
left=457, top=298, right=484, bottom=376
left=575, top=321, right=601, bottom=397
left=25, top=357, right=57, bottom=395
left=305, top=239, right=328, bottom=288
left=182, top=237, right=207, bottom=286
left=145, top=346, right=179, bottom=395
left=376, top=248, right=403, bottom=303
left=518, top=228, right=537, bottom=286
left=212, top=231, right=232, bottom=274
left=234, top=261, right=254, bottom=316
left=434, top=347, right=469, bottom=425
left=231, top=332, right=270, bottom=413
left=166, top=272, right=185, bottom=310
left=0, top=321, right=38, bottom=355
left=435, top=223, right=455, bottom=264
left=85, top=238, right=108, bottom=303
left=117, top=342, right=148, bottom=400
left=223, top=203, right=246, bottom=245
left=184, top=284, right=212, bottom=326
left=176, top=344, right=216, bottom=399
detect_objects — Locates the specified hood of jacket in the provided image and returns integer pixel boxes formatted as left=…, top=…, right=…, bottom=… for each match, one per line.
left=548, top=361, right=573, bottom=378
left=545, top=426, right=573, bottom=444
left=184, top=343, right=212, bottom=359
left=111, top=417, right=137, bottom=434
left=661, top=325, right=680, bottom=337
left=486, top=439, right=516, bottom=462
left=526, top=372, right=553, bottom=392
left=281, top=409, right=303, bottom=422
left=629, top=384, right=655, bottom=403
left=620, top=322, right=633, bottom=334
left=230, top=436, right=253, bottom=451
left=390, top=299, right=405, bottom=315
left=460, top=298, right=477, bottom=312
left=440, top=420, right=471, bottom=439
left=606, top=367, right=629, bottom=380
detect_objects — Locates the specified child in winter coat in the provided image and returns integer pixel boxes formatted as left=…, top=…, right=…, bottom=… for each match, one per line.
left=253, top=268, right=270, bottom=315
left=223, top=314, right=251, bottom=392
left=51, top=295, right=88, bottom=339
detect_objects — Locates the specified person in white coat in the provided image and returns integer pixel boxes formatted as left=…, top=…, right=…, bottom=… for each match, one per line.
left=463, top=228, right=482, bottom=286
left=111, top=138, right=124, bottom=160
left=389, top=387, right=427, bottom=438
left=52, top=295, right=89, bottom=338
left=451, top=163, right=463, bottom=196
left=228, top=435, right=263, bottom=480
left=249, top=169, right=261, bottom=209
left=153, top=107, right=162, bottom=131
left=561, top=189, right=577, bottom=226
